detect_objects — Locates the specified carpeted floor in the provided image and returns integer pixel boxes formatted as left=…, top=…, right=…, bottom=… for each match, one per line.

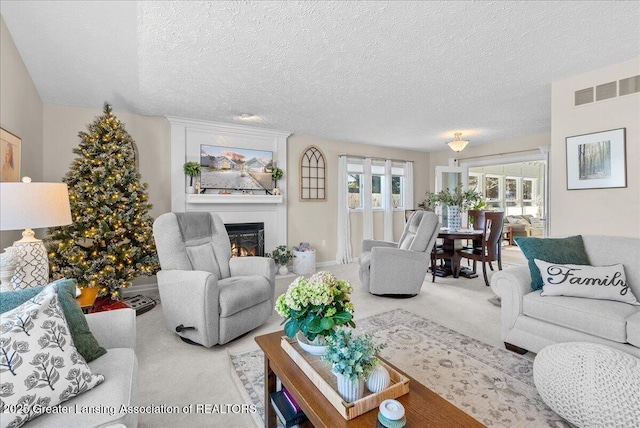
left=230, top=308, right=569, bottom=428
left=134, top=246, right=530, bottom=427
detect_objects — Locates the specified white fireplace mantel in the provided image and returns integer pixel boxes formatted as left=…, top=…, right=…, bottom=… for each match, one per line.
left=167, top=116, right=291, bottom=250
left=186, top=194, right=284, bottom=204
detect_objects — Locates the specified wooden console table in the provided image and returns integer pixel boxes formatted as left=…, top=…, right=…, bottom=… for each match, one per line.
left=255, top=331, right=482, bottom=428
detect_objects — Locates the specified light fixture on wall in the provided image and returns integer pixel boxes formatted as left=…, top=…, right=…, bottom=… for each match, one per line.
left=0, top=177, right=72, bottom=289
left=447, top=132, right=469, bottom=152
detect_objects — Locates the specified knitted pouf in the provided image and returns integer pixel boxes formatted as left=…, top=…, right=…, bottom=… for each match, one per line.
left=533, top=342, right=640, bottom=428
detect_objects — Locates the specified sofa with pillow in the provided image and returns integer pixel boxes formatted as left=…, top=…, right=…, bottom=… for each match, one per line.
left=505, top=215, right=544, bottom=239
left=0, top=280, right=138, bottom=428
left=492, top=235, right=640, bottom=358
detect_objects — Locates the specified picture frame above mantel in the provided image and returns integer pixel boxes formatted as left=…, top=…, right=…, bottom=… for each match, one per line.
left=566, top=128, right=626, bottom=190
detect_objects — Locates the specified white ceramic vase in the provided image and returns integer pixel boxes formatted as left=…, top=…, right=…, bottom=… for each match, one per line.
left=335, top=372, right=365, bottom=402
left=186, top=186, right=195, bottom=194
left=278, top=265, right=289, bottom=275
left=366, top=364, right=390, bottom=393
left=296, top=332, right=328, bottom=356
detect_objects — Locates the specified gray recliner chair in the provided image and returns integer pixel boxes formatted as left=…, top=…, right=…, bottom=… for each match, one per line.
left=153, top=212, right=276, bottom=346
left=358, top=211, right=440, bottom=296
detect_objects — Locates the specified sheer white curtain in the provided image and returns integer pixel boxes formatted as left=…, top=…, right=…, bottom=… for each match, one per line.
left=362, top=158, right=373, bottom=240
left=404, top=161, right=414, bottom=209
left=383, top=159, right=394, bottom=241
left=336, top=155, right=353, bottom=264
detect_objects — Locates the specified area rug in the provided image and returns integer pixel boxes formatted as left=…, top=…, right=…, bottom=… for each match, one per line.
left=229, top=308, right=570, bottom=428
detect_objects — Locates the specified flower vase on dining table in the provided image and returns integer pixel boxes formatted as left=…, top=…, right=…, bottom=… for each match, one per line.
left=447, top=205, right=462, bottom=231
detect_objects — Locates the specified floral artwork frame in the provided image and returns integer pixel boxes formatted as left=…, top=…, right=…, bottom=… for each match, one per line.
left=1, top=127, right=21, bottom=182
left=566, top=128, right=626, bottom=190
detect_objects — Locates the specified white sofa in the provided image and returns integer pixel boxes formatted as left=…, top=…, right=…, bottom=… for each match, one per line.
left=492, top=235, right=640, bottom=358
left=26, top=308, right=139, bottom=427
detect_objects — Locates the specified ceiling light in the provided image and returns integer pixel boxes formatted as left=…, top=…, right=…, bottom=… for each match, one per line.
left=447, top=132, right=469, bottom=152
left=236, top=113, right=262, bottom=122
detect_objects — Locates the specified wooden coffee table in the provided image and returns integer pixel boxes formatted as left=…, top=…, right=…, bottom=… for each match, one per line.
left=255, top=331, right=482, bottom=428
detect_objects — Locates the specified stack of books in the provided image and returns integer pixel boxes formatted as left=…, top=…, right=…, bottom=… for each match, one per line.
left=269, top=387, right=307, bottom=427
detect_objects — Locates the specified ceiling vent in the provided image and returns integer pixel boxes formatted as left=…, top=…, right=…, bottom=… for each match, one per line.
left=619, top=75, right=640, bottom=96
left=595, top=81, right=617, bottom=101
left=574, top=88, right=594, bottom=106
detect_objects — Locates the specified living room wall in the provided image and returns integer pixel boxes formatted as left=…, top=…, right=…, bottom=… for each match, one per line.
left=0, top=17, right=44, bottom=250
left=287, top=134, right=431, bottom=263
left=551, top=58, right=640, bottom=238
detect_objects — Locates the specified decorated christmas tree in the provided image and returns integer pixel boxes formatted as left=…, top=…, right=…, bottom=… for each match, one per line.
left=46, top=103, right=159, bottom=299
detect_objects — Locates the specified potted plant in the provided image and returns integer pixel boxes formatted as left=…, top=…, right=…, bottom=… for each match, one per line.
left=266, top=245, right=294, bottom=275
left=422, top=183, right=483, bottom=231
left=183, top=161, right=201, bottom=194
left=271, top=167, right=284, bottom=194
left=275, top=271, right=355, bottom=354
left=323, top=329, right=387, bottom=402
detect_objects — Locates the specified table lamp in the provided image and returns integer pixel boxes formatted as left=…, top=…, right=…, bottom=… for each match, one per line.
left=0, top=177, right=72, bottom=289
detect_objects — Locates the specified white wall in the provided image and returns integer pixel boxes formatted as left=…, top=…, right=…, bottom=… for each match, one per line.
left=0, top=17, right=44, bottom=249
left=551, top=58, right=640, bottom=238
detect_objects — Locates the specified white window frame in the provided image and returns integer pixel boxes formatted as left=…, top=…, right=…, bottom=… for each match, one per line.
left=347, top=160, right=406, bottom=211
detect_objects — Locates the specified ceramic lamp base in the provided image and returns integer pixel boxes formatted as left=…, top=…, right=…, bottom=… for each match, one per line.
left=12, top=239, right=49, bottom=289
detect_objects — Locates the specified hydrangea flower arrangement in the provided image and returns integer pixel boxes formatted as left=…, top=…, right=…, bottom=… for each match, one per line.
left=275, top=271, right=355, bottom=341
left=323, top=329, right=387, bottom=381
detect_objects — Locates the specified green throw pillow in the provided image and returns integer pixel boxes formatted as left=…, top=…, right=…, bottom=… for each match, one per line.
left=515, top=235, right=591, bottom=291
left=0, top=278, right=107, bottom=362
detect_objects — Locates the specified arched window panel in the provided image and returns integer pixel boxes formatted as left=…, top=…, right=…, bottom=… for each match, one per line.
left=299, top=146, right=326, bottom=201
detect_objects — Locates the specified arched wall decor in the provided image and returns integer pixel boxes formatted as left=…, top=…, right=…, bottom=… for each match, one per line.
left=299, top=145, right=326, bottom=201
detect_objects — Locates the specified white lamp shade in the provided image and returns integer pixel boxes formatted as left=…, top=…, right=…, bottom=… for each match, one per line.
left=447, top=139, right=469, bottom=152
left=0, top=182, right=72, bottom=231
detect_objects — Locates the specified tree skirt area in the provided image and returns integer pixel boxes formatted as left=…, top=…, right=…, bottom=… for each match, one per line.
left=229, top=308, right=570, bottom=428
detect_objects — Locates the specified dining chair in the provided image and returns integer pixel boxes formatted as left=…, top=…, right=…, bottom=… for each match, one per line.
left=456, top=211, right=505, bottom=286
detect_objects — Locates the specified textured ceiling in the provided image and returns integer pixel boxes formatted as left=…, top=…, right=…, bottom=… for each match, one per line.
left=1, top=1, right=639, bottom=151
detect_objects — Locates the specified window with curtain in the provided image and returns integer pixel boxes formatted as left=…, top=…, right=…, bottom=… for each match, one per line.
left=346, top=160, right=407, bottom=210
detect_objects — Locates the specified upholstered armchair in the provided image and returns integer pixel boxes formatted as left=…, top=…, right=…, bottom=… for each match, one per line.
left=358, top=211, right=440, bottom=296
left=153, top=212, right=276, bottom=346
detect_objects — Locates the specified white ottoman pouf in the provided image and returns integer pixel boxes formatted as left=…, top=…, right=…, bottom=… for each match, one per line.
left=533, top=342, right=640, bottom=428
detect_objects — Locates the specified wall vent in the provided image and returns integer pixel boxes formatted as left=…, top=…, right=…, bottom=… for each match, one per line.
left=574, top=88, right=593, bottom=106
left=595, top=81, right=617, bottom=101
left=619, top=75, right=640, bottom=96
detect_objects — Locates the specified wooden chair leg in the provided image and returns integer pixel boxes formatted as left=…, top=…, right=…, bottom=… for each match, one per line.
left=488, top=262, right=494, bottom=271
left=431, top=255, right=436, bottom=283
left=482, top=261, right=489, bottom=287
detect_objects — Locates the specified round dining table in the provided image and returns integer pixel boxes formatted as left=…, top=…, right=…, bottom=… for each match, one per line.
left=435, top=228, right=484, bottom=278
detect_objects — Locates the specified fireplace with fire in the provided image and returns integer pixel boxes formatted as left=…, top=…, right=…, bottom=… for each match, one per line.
left=225, top=223, right=265, bottom=257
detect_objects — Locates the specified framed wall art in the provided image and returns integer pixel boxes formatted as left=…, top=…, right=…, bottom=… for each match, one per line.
left=566, top=128, right=626, bottom=190
left=1, top=128, right=21, bottom=182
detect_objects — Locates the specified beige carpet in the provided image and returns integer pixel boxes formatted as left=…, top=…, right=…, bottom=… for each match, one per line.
left=134, top=249, right=527, bottom=427
left=230, top=308, right=569, bottom=428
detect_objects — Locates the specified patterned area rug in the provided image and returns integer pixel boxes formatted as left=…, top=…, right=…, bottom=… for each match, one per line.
left=229, top=308, right=569, bottom=428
